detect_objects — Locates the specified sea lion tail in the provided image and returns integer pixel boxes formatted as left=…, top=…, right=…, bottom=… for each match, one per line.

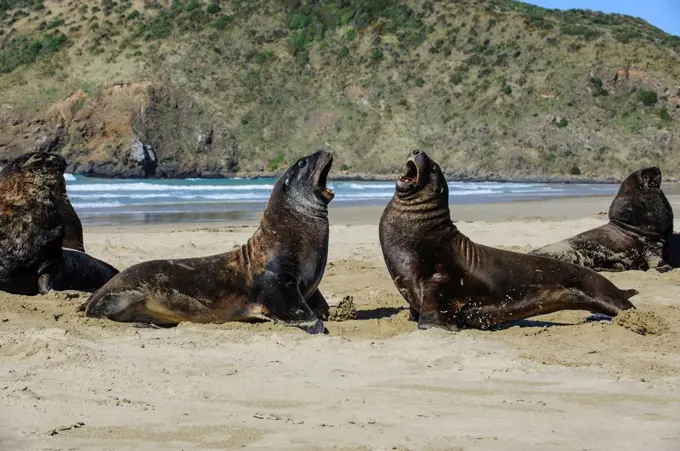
left=622, top=289, right=639, bottom=300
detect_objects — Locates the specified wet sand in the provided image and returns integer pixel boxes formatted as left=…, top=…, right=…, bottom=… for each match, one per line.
left=1, top=197, right=680, bottom=450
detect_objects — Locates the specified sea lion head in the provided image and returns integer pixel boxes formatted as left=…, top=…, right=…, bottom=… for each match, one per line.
left=273, top=150, right=334, bottom=212
left=609, top=167, right=673, bottom=237
left=0, top=152, right=67, bottom=190
left=396, top=149, right=448, bottom=204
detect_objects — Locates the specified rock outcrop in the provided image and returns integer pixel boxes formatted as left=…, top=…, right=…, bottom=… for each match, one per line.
left=0, top=82, right=240, bottom=178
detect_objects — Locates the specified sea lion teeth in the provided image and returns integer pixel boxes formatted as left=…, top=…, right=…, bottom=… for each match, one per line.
left=379, top=149, right=636, bottom=331
left=530, top=167, right=674, bottom=272
left=81, top=150, right=334, bottom=333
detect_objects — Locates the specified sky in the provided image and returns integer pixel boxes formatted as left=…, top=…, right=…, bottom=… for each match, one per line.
left=527, top=0, right=680, bottom=36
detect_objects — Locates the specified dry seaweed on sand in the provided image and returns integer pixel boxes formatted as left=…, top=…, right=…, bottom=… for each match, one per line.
left=614, top=309, right=669, bottom=335
left=328, top=296, right=358, bottom=321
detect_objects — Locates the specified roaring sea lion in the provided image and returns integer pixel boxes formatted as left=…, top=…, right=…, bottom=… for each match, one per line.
left=529, top=167, right=673, bottom=272
left=379, top=150, right=637, bottom=331
left=0, top=152, right=119, bottom=295
left=0, top=152, right=66, bottom=295
left=80, top=150, right=335, bottom=334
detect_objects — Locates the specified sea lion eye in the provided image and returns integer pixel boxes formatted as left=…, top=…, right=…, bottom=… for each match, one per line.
left=299, top=159, right=307, bottom=168
left=432, top=165, right=438, bottom=173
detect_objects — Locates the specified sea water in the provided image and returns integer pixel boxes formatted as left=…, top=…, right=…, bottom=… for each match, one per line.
left=63, top=174, right=619, bottom=226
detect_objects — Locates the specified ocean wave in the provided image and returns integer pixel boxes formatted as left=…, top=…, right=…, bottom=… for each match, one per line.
left=68, top=183, right=275, bottom=192
left=449, top=182, right=535, bottom=189
left=509, top=188, right=563, bottom=194
left=345, top=183, right=393, bottom=190
left=69, top=193, right=175, bottom=199
left=63, top=173, right=77, bottom=181
left=176, top=193, right=271, bottom=201
left=450, top=189, right=496, bottom=196
left=72, top=201, right=123, bottom=208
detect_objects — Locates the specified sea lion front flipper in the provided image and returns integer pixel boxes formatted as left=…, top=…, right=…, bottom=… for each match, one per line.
left=457, top=286, right=633, bottom=329
left=415, top=277, right=459, bottom=331
left=655, top=264, right=673, bottom=273
left=258, top=273, right=325, bottom=334
left=37, top=273, right=53, bottom=294
left=305, top=288, right=330, bottom=321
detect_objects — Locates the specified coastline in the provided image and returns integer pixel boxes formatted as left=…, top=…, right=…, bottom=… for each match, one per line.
left=2, top=195, right=679, bottom=450
left=72, top=171, right=680, bottom=184
left=78, top=191, right=680, bottom=228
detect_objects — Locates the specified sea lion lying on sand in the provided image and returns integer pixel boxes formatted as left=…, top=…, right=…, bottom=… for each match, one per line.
left=379, top=149, right=637, bottom=331
left=80, top=150, right=335, bottom=334
left=530, top=167, right=673, bottom=272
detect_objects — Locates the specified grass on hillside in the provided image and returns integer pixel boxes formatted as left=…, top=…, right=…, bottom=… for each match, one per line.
left=1, top=0, right=679, bottom=178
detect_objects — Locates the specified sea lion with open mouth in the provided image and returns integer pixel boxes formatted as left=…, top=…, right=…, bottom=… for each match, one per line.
left=80, top=150, right=335, bottom=334
left=529, top=167, right=673, bottom=272
left=379, top=149, right=637, bottom=331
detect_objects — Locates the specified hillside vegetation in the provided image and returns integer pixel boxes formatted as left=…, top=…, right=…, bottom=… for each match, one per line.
left=0, top=0, right=679, bottom=179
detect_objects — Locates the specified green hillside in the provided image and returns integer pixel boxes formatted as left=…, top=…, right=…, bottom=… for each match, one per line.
left=0, top=0, right=679, bottom=180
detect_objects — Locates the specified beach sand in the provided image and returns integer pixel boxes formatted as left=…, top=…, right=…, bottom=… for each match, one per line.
left=1, top=196, right=680, bottom=450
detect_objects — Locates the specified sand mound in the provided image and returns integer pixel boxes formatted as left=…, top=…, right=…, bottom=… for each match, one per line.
left=328, top=296, right=358, bottom=321
left=614, top=309, right=669, bottom=335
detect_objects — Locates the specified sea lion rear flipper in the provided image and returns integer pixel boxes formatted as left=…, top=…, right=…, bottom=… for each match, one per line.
left=622, top=288, right=639, bottom=299
left=457, top=286, right=634, bottom=329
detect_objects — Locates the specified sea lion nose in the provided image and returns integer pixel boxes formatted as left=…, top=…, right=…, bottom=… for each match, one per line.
left=411, top=149, right=421, bottom=157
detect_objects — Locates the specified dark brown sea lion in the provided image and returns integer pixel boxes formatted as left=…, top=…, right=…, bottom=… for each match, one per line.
left=379, top=149, right=637, bottom=331
left=80, top=150, right=334, bottom=334
left=0, top=152, right=119, bottom=295
left=0, top=152, right=66, bottom=295
left=529, top=167, right=673, bottom=272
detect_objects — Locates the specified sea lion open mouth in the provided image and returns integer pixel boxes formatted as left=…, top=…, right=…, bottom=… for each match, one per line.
left=399, top=160, right=419, bottom=184
left=317, top=156, right=334, bottom=202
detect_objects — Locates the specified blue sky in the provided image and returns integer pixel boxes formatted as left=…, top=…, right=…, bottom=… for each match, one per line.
left=527, top=0, right=680, bottom=36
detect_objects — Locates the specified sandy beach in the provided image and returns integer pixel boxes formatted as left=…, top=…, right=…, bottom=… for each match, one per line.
left=1, top=195, right=680, bottom=451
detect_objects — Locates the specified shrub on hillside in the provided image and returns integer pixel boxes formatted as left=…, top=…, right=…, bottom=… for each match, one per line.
left=638, top=90, right=657, bottom=106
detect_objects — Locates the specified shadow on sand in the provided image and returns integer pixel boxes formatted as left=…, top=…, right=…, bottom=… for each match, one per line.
left=356, top=306, right=406, bottom=321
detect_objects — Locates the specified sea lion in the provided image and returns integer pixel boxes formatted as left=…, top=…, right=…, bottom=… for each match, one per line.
left=379, top=149, right=637, bottom=331
left=529, top=167, right=673, bottom=272
left=0, top=152, right=66, bottom=295
left=0, top=152, right=119, bottom=295
left=79, top=150, right=334, bottom=334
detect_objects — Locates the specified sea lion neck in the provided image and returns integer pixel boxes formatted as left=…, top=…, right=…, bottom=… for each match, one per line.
left=387, top=191, right=456, bottom=237
left=265, top=182, right=329, bottom=222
